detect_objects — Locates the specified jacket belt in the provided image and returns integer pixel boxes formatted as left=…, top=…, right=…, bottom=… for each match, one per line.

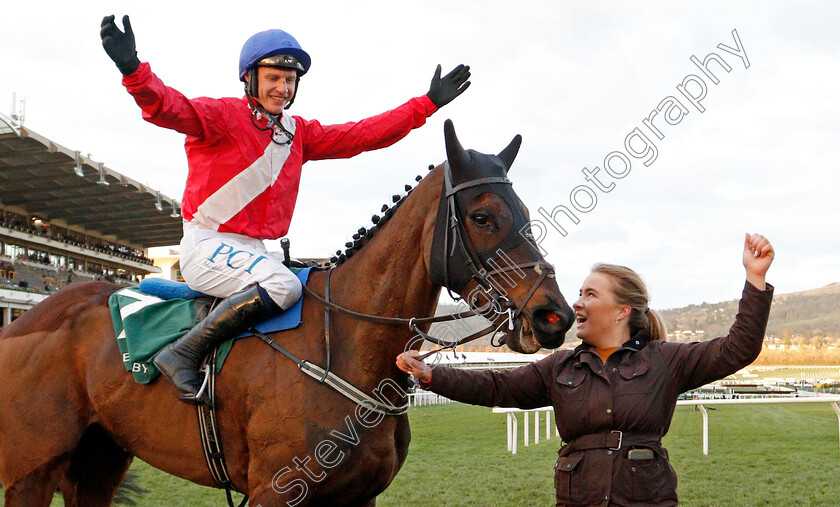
left=565, top=430, right=660, bottom=452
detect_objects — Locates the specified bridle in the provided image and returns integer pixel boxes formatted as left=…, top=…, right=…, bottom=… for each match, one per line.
left=252, top=161, right=556, bottom=417
left=422, top=161, right=555, bottom=351
left=300, top=161, right=555, bottom=356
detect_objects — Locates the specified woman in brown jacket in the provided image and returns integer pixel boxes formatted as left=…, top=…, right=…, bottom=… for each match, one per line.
left=397, top=233, right=775, bottom=506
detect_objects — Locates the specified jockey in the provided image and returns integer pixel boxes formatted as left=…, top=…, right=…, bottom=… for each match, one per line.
left=100, top=15, right=471, bottom=406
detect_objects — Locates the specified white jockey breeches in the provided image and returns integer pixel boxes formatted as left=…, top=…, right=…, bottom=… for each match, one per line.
left=179, top=221, right=302, bottom=310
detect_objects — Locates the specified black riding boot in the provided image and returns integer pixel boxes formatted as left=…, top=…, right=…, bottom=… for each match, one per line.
left=153, top=286, right=274, bottom=406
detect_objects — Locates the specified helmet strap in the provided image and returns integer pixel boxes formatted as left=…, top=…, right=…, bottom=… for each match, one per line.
left=245, top=92, right=272, bottom=125
left=245, top=92, right=295, bottom=145
left=247, top=67, right=259, bottom=99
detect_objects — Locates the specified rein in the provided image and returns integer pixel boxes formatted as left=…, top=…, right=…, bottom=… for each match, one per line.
left=299, top=160, right=556, bottom=353
left=256, top=161, right=556, bottom=417
left=301, top=281, right=496, bottom=349
left=298, top=258, right=553, bottom=362
left=300, top=283, right=479, bottom=327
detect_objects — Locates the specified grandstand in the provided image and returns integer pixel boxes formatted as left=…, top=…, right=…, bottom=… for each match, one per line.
left=0, top=111, right=182, bottom=326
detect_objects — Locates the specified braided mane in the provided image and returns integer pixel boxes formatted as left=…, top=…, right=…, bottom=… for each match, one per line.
left=327, top=165, right=436, bottom=267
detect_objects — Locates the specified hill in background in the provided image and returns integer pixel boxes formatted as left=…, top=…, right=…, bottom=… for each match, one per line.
left=660, top=282, right=840, bottom=346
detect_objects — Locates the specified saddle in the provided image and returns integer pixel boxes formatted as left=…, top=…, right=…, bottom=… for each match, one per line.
left=108, top=267, right=313, bottom=384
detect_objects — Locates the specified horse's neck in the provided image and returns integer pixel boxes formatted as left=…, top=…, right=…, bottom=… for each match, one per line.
left=328, top=171, right=443, bottom=387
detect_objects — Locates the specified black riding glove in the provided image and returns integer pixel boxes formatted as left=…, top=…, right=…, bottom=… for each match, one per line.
left=100, top=14, right=140, bottom=76
left=426, top=64, right=471, bottom=108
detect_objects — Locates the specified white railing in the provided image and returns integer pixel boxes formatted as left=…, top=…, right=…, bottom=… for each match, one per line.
left=407, top=391, right=454, bottom=407
left=492, top=396, right=840, bottom=456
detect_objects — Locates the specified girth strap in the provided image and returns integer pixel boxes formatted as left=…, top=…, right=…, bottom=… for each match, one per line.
left=196, top=350, right=249, bottom=507
left=564, top=430, right=661, bottom=452
left=320, top=267, right=333, bottom=383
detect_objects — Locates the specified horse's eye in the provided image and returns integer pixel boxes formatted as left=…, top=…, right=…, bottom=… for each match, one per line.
left=472, top=214, right=490, bottom=226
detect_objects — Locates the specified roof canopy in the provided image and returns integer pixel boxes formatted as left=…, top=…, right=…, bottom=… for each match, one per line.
left=0, top=114, right=182, bottom=248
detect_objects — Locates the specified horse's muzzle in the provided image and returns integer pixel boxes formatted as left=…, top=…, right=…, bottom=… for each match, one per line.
left=526, top=303, right=574, bottom=351
left=502, top=301, right=573, bottom=354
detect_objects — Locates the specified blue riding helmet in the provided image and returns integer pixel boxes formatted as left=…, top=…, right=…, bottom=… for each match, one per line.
left=239, top=29, right=311, bottom=80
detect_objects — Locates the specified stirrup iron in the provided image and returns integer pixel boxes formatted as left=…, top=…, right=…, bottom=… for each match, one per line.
left=194, top=364, right=212, bottom=401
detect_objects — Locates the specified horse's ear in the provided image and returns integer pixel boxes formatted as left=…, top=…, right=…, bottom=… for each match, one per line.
left=444, top=119, right=470, bottom=170
left=497, top=134, right=522, bottom=173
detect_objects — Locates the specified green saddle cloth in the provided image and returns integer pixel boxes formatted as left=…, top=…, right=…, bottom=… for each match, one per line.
left=109, top=287, right=215, bottom=384
left=110, top=267, right=309, bottom=384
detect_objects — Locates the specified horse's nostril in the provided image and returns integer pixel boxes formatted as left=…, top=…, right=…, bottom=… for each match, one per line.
left=535, top=308, right=563, bottom=327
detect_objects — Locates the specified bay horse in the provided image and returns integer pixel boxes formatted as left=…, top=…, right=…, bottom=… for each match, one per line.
left=0, top=120, right=574, bottom=506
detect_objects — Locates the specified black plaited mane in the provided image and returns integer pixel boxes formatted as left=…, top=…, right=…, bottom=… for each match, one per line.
left=326, top=166, right=434, bottom=267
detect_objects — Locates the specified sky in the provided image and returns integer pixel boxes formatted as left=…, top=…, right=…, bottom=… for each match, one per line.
left=2, top=1, right=839, bottom=309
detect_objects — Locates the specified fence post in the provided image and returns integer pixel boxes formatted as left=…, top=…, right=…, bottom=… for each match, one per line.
left=506, top=413, right=513, bottom=452
left=698, top=404, right=709, bottom=455
left=524, top=412, right=529, bottom=447
left=511, top=414, right=519, bottom=455
left=546, top=410, right=551, bottom=440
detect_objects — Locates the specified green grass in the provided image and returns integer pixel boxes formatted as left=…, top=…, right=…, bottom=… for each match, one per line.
left=3, top=403, right=836, bottom=505
left=664, top=404, right=840, bottom=506
left=383, top=403, right=840, bottom=506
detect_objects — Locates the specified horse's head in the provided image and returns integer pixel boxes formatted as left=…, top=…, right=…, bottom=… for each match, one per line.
left=427, top=120, right=574, bottom=353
